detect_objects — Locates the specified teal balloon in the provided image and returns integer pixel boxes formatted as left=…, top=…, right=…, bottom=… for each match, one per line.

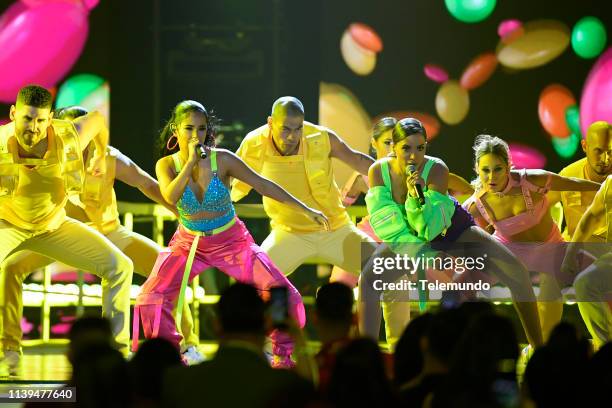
left=445, top=0, right=496, bottom=23
left=55, top=74, right=105, bottom=108
left=564, top=105, right=581, bottom=137
left=571, top=16, right=607, bottom=59
left=552, top=133, right=580, bottom=159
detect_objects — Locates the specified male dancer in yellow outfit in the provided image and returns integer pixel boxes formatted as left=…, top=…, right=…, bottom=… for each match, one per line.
left=562, top=175, right=612, bottom=348
left=545, top=121, right=611, bottom=339
left=0, top=107, right=203, bottom=375
left=552, top=121, right=611, bottom=241
left=0, top=86, right=133, bottom=369
left=232, top=96, right=409, bottom=348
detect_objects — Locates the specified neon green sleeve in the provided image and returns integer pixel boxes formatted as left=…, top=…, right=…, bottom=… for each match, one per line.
left=404, top=189, right=456, bottom=241
left=365, top=185, right=424, bottom=248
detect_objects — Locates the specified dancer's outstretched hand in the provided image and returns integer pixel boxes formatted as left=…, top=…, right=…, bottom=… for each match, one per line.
left=306, top=208, right=330, bottom=230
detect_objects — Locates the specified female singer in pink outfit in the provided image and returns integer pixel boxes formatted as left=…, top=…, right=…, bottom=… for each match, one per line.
left=133, top=100, right=328, bottom=367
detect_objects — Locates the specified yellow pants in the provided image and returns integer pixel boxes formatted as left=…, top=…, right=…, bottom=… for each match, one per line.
left=0, top=218, right=133, bottom=353
left=0, top=224, right=198, bottom=353
left=261, top=223, right=410, bottom=348
left=574, top=252, right=612, bottom=348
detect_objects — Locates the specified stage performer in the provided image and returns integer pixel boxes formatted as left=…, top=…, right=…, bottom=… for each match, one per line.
left=0, top=86, right=133, bottom=364
left=134, top=100, right=327, bottom=368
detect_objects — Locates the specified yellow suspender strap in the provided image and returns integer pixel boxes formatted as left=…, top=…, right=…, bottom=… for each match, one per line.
left=175, top=233, right=200, bottom=325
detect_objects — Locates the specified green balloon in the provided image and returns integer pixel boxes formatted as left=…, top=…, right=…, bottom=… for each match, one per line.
left=445, top=0, right=497, bottom=24
left=571, top=16, right=607, bottom=59
left=564, top=105, right=581, bottom=137
left=55, top=74, right=105, bottom=109
left=552, top=133, right=580, bottom=159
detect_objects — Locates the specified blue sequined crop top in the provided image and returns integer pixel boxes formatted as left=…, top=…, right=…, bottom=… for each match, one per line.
left=172, top=150, right=235, bottom=231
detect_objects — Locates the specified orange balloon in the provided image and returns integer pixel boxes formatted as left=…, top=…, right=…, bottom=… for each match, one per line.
left=538, top=84, right=576, bottom=138
left=372, top=111, right=441, bottom=140
left=460, top=52, right=498, bottom=90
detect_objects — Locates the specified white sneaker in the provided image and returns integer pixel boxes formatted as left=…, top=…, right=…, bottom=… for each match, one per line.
left=182, top=346, right=206, bottom=365
left=0, top=350, right=22, bottom=376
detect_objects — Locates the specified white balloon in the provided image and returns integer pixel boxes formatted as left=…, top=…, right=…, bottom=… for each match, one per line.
left=340, top=29, right=376, bottom=76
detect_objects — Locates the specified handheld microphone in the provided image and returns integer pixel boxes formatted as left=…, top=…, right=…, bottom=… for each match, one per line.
left=407, top=164, right=426, bottom=206
left=196, top=144, right=207, bottom=159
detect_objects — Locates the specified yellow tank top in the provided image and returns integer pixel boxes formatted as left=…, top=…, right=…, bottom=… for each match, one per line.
left=66, top=145, right=120, bottom=234
left=233, top=122, right=350, bottom=232
left=559, top=158, right=608, bottom=241
left=0, top=127, right=67, bottom=231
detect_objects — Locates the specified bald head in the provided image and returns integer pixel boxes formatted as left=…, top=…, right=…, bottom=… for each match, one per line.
left=586, top=121, right=611, bottom=145
left=583, top=121, right=612, bottom=177
left=270, top=96, right=304, bottom=119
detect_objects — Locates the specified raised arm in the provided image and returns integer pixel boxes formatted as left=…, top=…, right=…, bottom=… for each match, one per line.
left=72, top=111, right=109, bottom=176
left=223, top=150, right=329, bottom=229
left=113, top=147, right=178, bottom=216
left=329, top=130, right=374, bottom=176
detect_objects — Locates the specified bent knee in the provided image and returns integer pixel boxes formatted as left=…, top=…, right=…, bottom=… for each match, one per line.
left=98, top=250, right=134, bottom=275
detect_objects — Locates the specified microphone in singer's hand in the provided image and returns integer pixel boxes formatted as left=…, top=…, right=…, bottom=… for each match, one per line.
left=196, top=144, right=207, bottom=159
left=407, top=164, right=426, bottom=205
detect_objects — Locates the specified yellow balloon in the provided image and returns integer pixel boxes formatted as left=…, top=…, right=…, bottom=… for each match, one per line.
left=496, top=20, right=570, bottom=69
left=340, top=29, right=377, bottom=76
left=435, top=80, right=470, bottom=125
left=319, top=82, right=372, bottom=186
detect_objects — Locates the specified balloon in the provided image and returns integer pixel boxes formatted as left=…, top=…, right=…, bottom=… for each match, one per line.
left=501, top=26, right=525, bottom=45
left=552, top=133, right=580, bottom=159
left=496, top=20, right=570, bottom=70
left=349, top=23, right=383, bottom=53
left=580, top=47, right=612, bottom=136
left=538, top=84, right=576, bottom=138
left=56, top=74, right=105, bottom=107
left=0, top=0, right=99, bottom=102
left=424, top=64, right=449, bottom=83
left=571, top=16, right=607, bottom=59
left=340, top=28, right=376, bottom=76
left=565, top=105, right=581, bottom=137
left=372, top=111, right=441, bottom=141
left=435, top=80, right=470, bottom=125
left=319, top=82, right=373, bottom=187
left=56, top=74, right=109, bottom=123
left=498, top=19, right=522, bottom=38
left=81, top=82, right=110, bottom=123
left=508, top=143, right=547, bottom=169
left=460, top=52, right=497, bottom=90
left=445, top=0, right=496, bottom=24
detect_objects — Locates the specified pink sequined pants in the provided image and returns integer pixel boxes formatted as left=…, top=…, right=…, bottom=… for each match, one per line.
left=133, top=218, right=305, bottom=356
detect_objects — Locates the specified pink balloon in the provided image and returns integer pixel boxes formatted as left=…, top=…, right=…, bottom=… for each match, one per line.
left=508, top=143, right=547, bottom=169
left=424, top=64, right=449, bottom=83
left=580, top=47, right=612, bottom=136
left=498, top=19, right=522, bottom=38
left=0, top=0, right=97, bottom=102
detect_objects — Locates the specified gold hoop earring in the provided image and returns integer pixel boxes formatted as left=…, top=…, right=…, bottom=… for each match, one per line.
left=166, top=135, right=179, bottom=150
